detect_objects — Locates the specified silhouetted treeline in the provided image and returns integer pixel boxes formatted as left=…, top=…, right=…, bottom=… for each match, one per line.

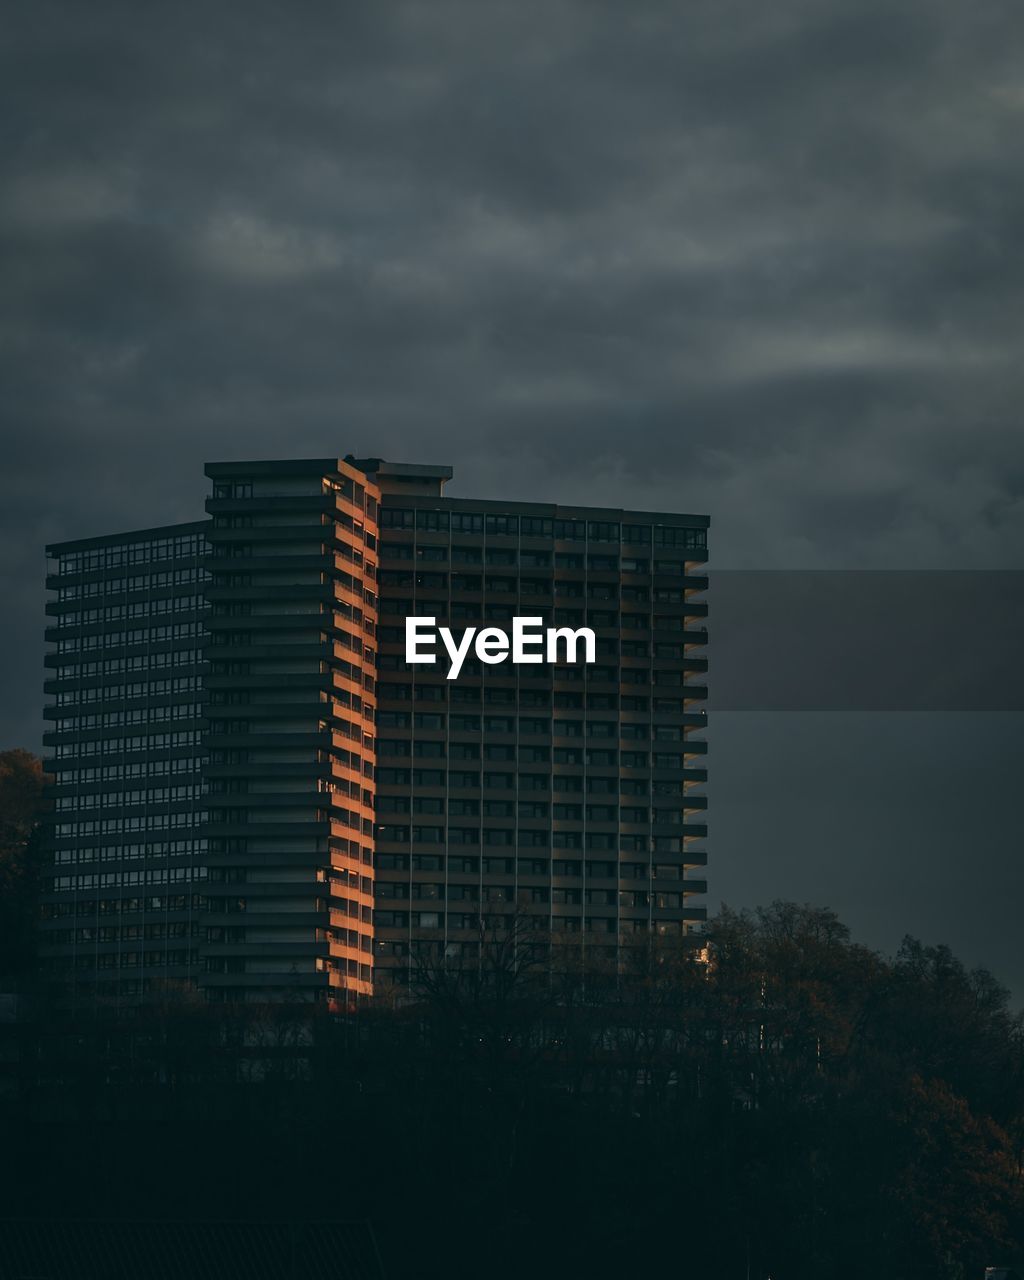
left=2, top=904, right=1022, bottom=1279
left=0, top=748, right=46, bottom=976
left=2, top=748, right=1023, bottom=1278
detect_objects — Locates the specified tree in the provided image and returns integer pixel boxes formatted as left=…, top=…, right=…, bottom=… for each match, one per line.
left=0, top=748, right=47, bottom=976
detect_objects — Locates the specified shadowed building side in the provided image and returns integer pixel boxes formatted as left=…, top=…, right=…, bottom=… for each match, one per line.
left=40, top=523, right=210, bottom=1008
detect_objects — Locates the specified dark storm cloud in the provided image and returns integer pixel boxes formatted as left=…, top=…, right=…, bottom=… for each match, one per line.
left=2, top=1, right=1023, bottom=985
left=4, top=0, right=1023, bottom=553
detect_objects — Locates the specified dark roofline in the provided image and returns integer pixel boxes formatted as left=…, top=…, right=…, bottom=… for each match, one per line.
left=346, top=457, right=454, bottom=482
left=380, top=494, right=710, bottom=528
left=204, top=456, right=455, bottom=486
left=46, top=520, right=209, bottom=557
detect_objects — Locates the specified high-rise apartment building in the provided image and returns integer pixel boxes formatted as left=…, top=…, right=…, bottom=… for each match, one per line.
left=42, top=523, right=209, bottom=1002
left=40, top=457, right=708, bottom=1008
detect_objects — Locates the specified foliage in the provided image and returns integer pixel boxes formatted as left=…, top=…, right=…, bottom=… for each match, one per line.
left=2, top=758, right=1022, bottom=1276
left=0, top=748, right=47, bottom=976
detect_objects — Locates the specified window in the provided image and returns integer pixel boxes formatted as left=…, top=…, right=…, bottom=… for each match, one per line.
left=412, top=825, right=444, bottom=843
left=381, top=508, right=414, bottom=530
left=485, top=514, right=518, bottom=536
left=622, top=640, right=649, bottom=657
left=448, top=770, right=479, bottom=788
left=653, top=526, right=706, bottom=549
left=484, top=687, right=516, bottom=705
left=586, top=804, right=617, bottom=822
left=416, top=510, right=449, bottom=532
left=519, top=689, right=550, bottom=708
left=449, top=798, right=479, bottom=816
left=518, top=801, right=549, bottom=819
left=622, top=525, right=652, bottom=545
left=448, top=884, right=479, bottom=901
left=587, top=722, right=616, bottom=738
left=416, top=544, right=447, bottom=562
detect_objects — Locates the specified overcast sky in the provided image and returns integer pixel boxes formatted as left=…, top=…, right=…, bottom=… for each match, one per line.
left=3, top=0, right=1023, bottom=992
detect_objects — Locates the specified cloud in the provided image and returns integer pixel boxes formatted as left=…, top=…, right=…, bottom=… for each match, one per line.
left=2, top=0, right=1022, bottom=590
left=2, top=0, right=1024, bottom=990
left=194, top=212, right=348, bottom=280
